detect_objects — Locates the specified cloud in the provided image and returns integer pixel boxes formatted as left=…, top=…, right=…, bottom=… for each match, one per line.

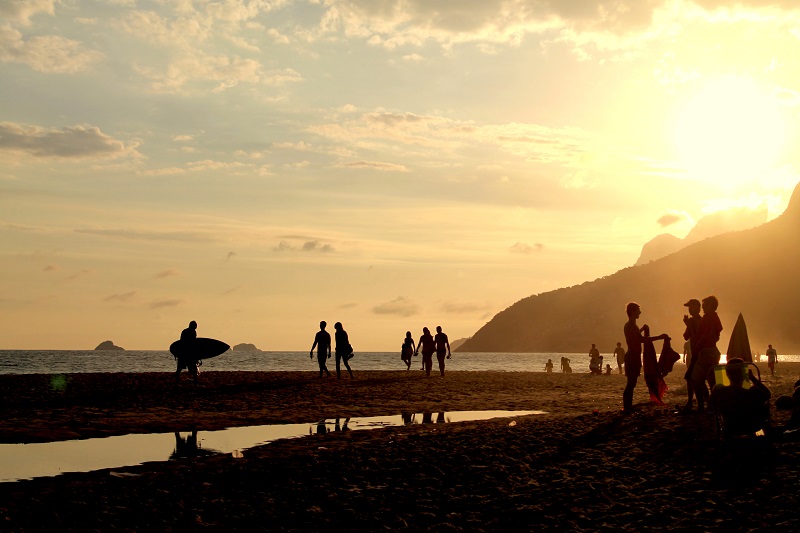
left=76, top=228, right=217, bottom=243
left=155, top=269, right=180, bottom=278
left=148, top=298, right=183, bottom=309
left=0, top=0, right=58, bottom=25
left=104, top=291, right=137, bottom=302
left=657, top=212, right=687, bottom=228
left=510, top=242, right=543, bottom=254
left=0, top=122, right=133, bottom=159
left=439, top=301, right=492, bottom=315
left=274, top=239, right=335, bottom=253
left=0, top=26, right=104, bottom=73
left=372, top=296, right=419, bottom=317
left=340, top=160, right=410, bottom=172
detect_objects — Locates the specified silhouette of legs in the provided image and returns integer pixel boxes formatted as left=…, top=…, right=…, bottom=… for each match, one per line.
left=436, top=352, right=446, bottom=376
left=623, top=374, right=638, bottom=412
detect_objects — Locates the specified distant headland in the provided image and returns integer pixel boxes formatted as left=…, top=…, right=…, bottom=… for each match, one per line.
left=232, top=343, right=261, bottom=352
left=94, top=341, right=124, bottom=351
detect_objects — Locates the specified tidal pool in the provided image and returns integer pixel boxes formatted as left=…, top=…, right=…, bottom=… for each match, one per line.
left=0, top=410, right=544, bottom=483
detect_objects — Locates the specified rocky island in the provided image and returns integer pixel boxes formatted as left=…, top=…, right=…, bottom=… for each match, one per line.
left=94, top=341, right=124, bottom=351
left=232, top=343, right=260, bottom=352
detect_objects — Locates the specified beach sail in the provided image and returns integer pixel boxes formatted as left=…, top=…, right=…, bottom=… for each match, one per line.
left=725, top=313, right=753, bottom=363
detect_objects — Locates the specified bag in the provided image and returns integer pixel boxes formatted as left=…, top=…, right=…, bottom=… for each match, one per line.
left=347, top=343, right=354, bottom=360
left=658, top=338, right=681, bottom=376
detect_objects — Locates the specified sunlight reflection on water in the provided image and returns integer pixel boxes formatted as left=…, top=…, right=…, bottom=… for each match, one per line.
left=0, top=410, right=544, bottom=483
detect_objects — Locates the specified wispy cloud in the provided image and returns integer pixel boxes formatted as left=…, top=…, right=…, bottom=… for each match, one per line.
left=0, top=123, right=133, bottom=159
left=510, top=242, right=543, bottom=254
left=274, top=239, right=335, bottom=253
left=372, top=296, right=419, bottom=317
left=104, top=291, right=137, bottom=302
left=155, top=269, right=180, bottom=278
left=148, top=298, right=182, bottom=309
left=439, top=301, right=492, bottom=315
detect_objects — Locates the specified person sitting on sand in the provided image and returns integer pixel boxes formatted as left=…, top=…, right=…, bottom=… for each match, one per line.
left=401, top=331, right=415, bottom=371
left=333, top=322, right=354, bottom=379
left=415, top=327, right=436, bottom=376
left=709, top=357, right=771, bottom=438
left=175, top=320, right=199, bottom=384
left=589, top=344, right=602, bottom=375
left=545, top=359, right=554, bottom=373
left=623, top=302, right=669, bottom=413
left=434, top=326, right=451, bottom=377
left=605, top=364, right=612, bottom=375
left=310, top=321, right=332, bottom=378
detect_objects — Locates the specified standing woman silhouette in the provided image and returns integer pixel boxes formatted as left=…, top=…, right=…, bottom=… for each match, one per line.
left=334, top=322, right=354, bottom=379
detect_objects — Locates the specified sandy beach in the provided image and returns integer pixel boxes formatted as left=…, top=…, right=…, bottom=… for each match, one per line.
left=1, top=364, right=799, bottom=531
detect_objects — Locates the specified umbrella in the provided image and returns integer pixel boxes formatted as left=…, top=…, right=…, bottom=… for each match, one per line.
left=725, top=312, right=752, bottom=363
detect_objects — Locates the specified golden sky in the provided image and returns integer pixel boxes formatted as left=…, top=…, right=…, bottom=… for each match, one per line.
left=1, top=0, right=799, bottom=350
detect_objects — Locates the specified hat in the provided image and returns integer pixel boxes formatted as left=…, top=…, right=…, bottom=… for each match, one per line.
left=684, top=299, right=701, bottom=307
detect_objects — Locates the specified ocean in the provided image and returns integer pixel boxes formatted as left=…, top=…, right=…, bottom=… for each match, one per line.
left=1, top=350, right=796, bottom=375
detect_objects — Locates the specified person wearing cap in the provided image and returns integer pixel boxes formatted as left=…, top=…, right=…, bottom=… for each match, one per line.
left=689, top=295, right=723, bottom=413
left=681, top=298, right=702, bottom=412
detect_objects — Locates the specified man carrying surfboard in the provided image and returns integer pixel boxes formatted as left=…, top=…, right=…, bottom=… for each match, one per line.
left=175, top=320, right=199, bottom=384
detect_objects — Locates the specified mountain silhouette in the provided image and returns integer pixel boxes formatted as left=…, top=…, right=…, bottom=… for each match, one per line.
left=458, top=182, right=800, bottom=354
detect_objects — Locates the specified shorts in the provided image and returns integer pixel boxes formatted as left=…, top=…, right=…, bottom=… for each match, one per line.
left=690, top=346, right=721, bottom=383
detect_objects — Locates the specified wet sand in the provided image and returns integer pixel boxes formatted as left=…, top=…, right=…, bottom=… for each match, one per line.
left=1, top=364, right=799, bottom=531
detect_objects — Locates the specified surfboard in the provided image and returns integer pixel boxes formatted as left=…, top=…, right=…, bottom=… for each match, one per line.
left=169, top=338, right=230, bottom=360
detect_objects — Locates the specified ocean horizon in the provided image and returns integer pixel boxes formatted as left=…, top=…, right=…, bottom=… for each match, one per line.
left=1, top=349, right=796, bottom=375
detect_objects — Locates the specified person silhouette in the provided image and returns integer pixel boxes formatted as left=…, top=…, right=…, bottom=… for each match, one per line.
left=545, top=359, right=554, bottom=372
left=434, top=326, right=451, bottom=377
left=710, top=358, right=771, bottom=437
left=175, top=320, right=199, bottom=384
left=561, top=356, right=572, bottom=373
left=333, top=322, right=354, bottom=379
left=614, top=342, right=625, bottom=374
left=622, top=302, right=669, bottom=413
left=310, top=321, right=332, bottom=378
left=766, top=344, right=778, bottom=376
left=681, top=298, right=702, bottom=413
left=401, top=331, right=415, bottom=371
left=589, top=344, right=602, bottom=375
left=415, top=327, right=435, bottom=376
left=688, top=296, right=723, bottom=413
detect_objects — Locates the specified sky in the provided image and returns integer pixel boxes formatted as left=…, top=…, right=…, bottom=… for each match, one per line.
left=2, top=0, right=800, bottom=351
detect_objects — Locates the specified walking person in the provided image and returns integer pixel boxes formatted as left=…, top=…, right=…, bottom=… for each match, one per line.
left=175, top=320, right=199, bottom=384
left=401, top=331, right=415, bottom=371
left=766, top=344, right=778, bottom=376
left=622, top=302, right=669, bottom=413
left=415, top=327, right=436, bottom=376
left=434, top=326, right=451, bottom=377
left=310, top=321, right=332, bottom=378
left=333, top=322, right=354, bottom=379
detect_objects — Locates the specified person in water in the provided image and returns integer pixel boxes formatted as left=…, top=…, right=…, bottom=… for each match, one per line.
left=614, top=342, right=625, bottom=374
left=434, top=326, right=451, bottom=377
left=401, top=331, right=415, bottom=371
left=333, top=322, right=354, bottom=379
left=175, top=320, right=199, bottom=384
left=545, top=359, right=554, bottom=372
left=589, top=344, right=602, bottom=375
left=415, top=327, right=436, bottom=376
left=623, top=302, right=669, bottom=413
left=310, top=321, right=332, bottom=378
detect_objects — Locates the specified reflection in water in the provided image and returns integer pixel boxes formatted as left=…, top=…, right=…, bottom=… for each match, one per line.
left=0, top=410, right=543, bottom=483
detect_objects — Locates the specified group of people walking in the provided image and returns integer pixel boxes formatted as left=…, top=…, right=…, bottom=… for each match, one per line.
left=401, top=326, right=452, bottom=376
left=309, top=322, right=453, bottom=378
left=310, top=321, right=354, bottom=379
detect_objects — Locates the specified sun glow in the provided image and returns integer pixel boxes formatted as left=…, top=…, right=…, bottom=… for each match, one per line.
left=673, top=77, right=785, bottom=189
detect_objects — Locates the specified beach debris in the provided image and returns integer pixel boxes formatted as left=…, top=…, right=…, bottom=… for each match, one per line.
left=508, top=420, right=517, bottom=427
left=231, top=449, right=243, bottom=459
left=109, top=472, right=140, bottom=478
